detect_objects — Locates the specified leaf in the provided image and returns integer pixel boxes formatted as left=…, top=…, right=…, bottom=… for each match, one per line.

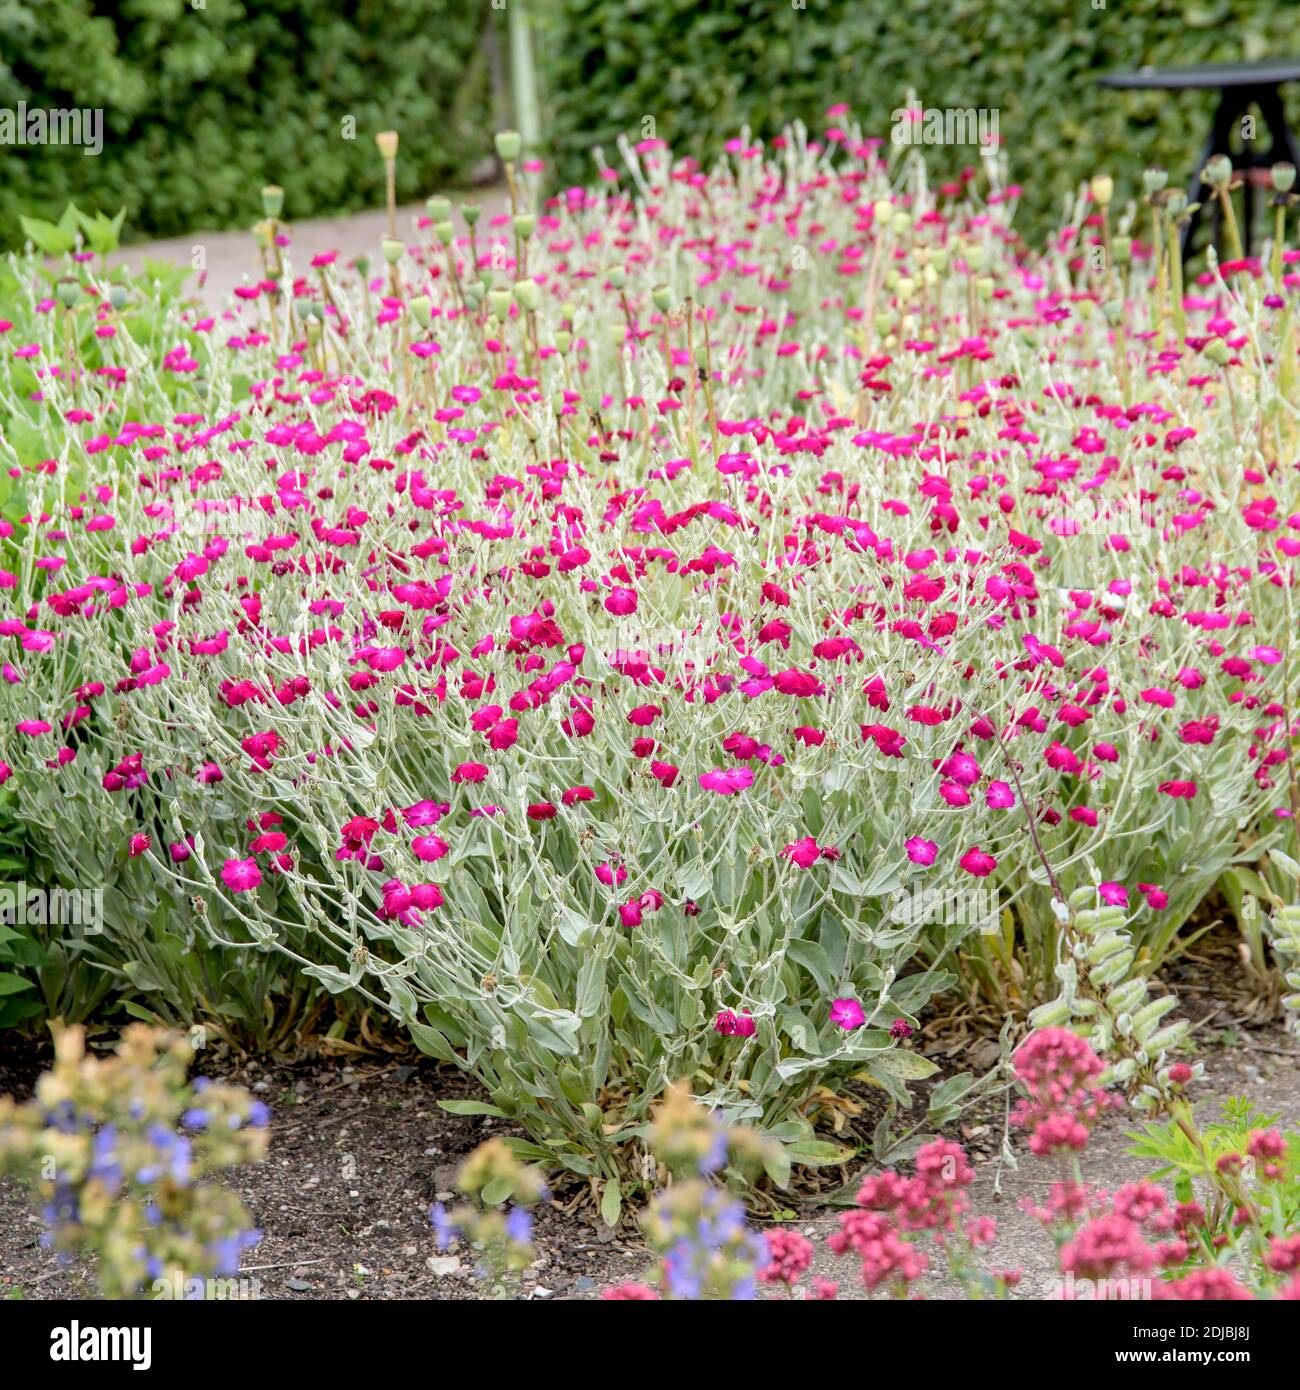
left=0, top=971, right=36, bottom=996
left=600, top=1178, right=622, bottom=1226
left=409, top=1022, right=458, bottom=1062
left=868, top=1049, right=940, bottom=1080
left=786, top=1139, right=854, bottom=1167
left=437, top=1099, right=509, bottom=1118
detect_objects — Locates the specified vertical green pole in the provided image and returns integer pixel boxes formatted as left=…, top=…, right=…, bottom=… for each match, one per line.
left=508, top=0, right=541, bottom=165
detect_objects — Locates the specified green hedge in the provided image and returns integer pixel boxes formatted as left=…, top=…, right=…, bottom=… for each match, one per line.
left=539, top=0, right=1300, bottom=243
left=0, top=0, right=494, bottom=247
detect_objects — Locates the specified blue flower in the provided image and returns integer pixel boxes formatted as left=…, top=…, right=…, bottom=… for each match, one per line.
left=505, top=1205, right=533, bottom=1245
left=429, top=1202, right=458, bottom=1250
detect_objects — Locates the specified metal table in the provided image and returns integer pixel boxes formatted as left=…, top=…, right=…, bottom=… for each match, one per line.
left=1098, top=60, right=1300, bottom=258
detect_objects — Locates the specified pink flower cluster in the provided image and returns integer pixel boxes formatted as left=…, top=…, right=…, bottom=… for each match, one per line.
left=1010, top=1027, right=1119, bottom=1155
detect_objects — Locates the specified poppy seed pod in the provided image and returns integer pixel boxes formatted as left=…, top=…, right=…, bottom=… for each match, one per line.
left=1090, top=175, right=1114, bottom=208
left=495, top=130, right=522, bottom=163
left=1112, top=235, right=1132, bottom=265
left=375, top=130, right=399, bottom=161
left=461, top=203, right=482, bottom=227
left=512, top=213, right=536, bottom=240
left=108, top=285, right=128, bottom=311
left=381, top=238, right=404, bottom=265
left=1203, top=154, right=1233, bottom=189
left=1143, top=166, right=1168, bottom=196
left=1273, top=163, right=1296, bottom=194
left=608, top=266, right=627, bottom=290
left=513, top=278, right=540, bottom=313
left=488, top=287, right=512, bottom=321
left=651, top=283, right=673, bottom=313
left=1205, top=338, right=1231, bottom=366
left=410, top=296, right=433, bottom=330
left=426, top=196, right=451, bottom=223
left=261, top=185, right=284, bottom=219
left=434, top=221, right=455, bottom=248
left=55, top=278, right=80, bottom=309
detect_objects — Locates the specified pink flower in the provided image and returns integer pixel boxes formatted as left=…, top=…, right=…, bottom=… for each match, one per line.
left=411, top=834, right=449, bottom=862
left=985, top=780, right=1015, bottom=809
left=221, top=857, right=263, bottom=892
left=699, top=767, right=754, bottom=794
left=905, top=837, right=937, bottom=866
left=959, top=847, right=997, bottom=877
left=781, top=835, right=823, bottom=868
left=829, top=997, right=865, bottom=1030
left=604, top=586, right=638, bottom=616
left=128, top=833, right=151, bottom=858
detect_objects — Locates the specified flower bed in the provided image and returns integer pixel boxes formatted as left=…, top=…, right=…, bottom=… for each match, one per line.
left=1, top=123, right=1299, bottom=1207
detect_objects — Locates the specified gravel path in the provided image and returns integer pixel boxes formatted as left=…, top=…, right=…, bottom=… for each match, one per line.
left=107, top=188, right=511, bottom=310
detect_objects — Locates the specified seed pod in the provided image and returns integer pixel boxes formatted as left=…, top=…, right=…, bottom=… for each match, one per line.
left=495, top=129, right=522, bottom=162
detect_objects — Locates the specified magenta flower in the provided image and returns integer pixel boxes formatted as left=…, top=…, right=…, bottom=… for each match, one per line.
left=221, top=858, right=263, bottom=893
left=699, top=767, right=754, bottom=794
left=905, top=837, right=938, bottom=866
left=829, top=997, right=865, bottom=1031
left=959, top=847, right=997, bottom=877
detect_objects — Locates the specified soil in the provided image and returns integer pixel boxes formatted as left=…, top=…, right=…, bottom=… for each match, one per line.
left=2, top=929, right=1297, bottom=1301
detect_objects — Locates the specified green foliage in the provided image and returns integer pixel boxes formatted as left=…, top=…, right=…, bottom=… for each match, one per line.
left=540, top=0, right=1300, bottom=244
left=0, top=0, right=495, bottom=248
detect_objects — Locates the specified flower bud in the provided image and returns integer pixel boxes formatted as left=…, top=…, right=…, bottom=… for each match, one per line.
left=495, top=130, right=522, bottom=163
left=375, top=130, right=399, bottom=161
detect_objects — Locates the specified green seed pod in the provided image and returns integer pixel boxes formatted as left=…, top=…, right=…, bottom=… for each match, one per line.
left=513, top=213, right=536, bottom=241
left=381, top=238, right=404, bottom=265
left=108, top=285, right=129, bottom=311
left=651, top=283, right=673, bottom=313
left=434, top=221, right=455, bottom=248
left=261, top=185, right=284, bottom=219
left=495, top=129, right=522, bottom=163
left=513, top=277, right=540, bottom=313
left=464, top=281, right=485, bottom=308
left=1203, top=154, right=1233, bottom=188
left=488, top=287, right=512, bottom=322
left=1112, top=235, right=1132, bottom=265
left=608, top=266, right=627, bottom=291
left=1205, top=338, right=1231, bottom=366
left=1142, top=166, right=1168, bottom=196
left=426, top=196, right=452, bottom=224
left=461, top=203, right=482, bottom=227
left=1273, top=162, right=1296, bottom=194
left=409, top=296, right=433, bottom=330
left=354, top=253, right=371, bottom=278
left=554, top=329, right=572, bottom=355
left=55, top=278, right=80, bottom=309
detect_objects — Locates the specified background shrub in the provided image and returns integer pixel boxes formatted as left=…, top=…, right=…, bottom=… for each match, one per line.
left=539, top=0, right=1300, bottom=244
left=0, top=0, right=495, bottom=247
